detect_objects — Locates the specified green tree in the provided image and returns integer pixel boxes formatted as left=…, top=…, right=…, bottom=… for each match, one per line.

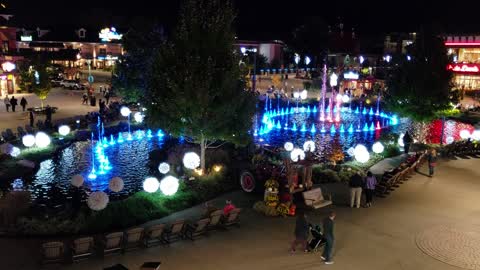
left=145, top=0, right=256, bottom=171
left=19, top=56, right=52, bottom=108
left=384, top=28, right=457, bottom=123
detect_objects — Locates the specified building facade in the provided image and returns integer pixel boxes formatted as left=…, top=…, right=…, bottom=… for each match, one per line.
left=0, top=23, right=22, bottom=96
left=444, top=35, right=480, bottom=91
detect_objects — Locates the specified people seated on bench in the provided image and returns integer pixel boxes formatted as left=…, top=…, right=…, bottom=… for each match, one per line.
left=223, top=200, right=236, bottom=216
left=201, top=201, right=219, bottom=218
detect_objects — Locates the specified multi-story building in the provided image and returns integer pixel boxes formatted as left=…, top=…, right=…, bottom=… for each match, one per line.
left=444, top=34, right=480, bottom=91
left=0, top=13, right=22, bottom=96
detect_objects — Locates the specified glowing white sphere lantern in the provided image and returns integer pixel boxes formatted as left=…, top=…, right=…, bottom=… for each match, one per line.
left=133, top=112, right=144, bottom=123
left=303, top=140, right=316, bottom=152
left=160, top=175, right=180, bottom=196
left=158, top=162, right=170, bottom=174
left=330, top=73, right=338, bottom=87
left=22, top=134, right=36, bottom=148
left=398, top=133, right=405, bottom=147
left=446, top=136, right=454, bottom=144
left=459, top=129, right=471, bottom=140
left=372, top=142, right=385, bottom=154
left=183, top=152, right=200, bottom=169
left=87, top=191, right=109, bottom=211
left=472, top=130, right=480, bottom=141
left=120, top=106, right=131, bottom=117
left=300, top=90, right=308, bottom=100
left=10, top=147, right=21, bottom=157
left=109, top=177, right=124, bottom=192
left=284, top=142, right=294, bottom=152
left=336, top=94, right=343, bottom=102
left=347, top=147, right=355, bottom=156
left=58, top=125, right=71, bottom=136
left=293, top=91, right=300, bottom=99
left=342, top=95, right=350, bottom=103
left=35, top=132, right=51, bottom=148
left=290, top=148, right=306, bottom=162
left=143, top=177, right=160, bottom=193
left=354, top=144, right=370, bottom=163
left=71, top=174, right=84, bottom=187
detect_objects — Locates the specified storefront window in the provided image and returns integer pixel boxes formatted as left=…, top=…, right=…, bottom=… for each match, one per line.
left=454, top=75, right=480, bottom=90
left=458, top=48, right=480, bottom=63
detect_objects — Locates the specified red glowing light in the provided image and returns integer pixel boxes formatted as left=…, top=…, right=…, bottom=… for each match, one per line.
left=447, top=64, right=480, bottom=73
left=445, top=42, right=480, bottom=46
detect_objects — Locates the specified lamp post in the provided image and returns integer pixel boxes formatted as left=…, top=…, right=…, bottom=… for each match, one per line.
left=241, top=47, right=258, bottom=91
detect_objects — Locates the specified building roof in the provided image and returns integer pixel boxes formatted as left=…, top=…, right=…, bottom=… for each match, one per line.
left=16, top=26, right=125, bottom=44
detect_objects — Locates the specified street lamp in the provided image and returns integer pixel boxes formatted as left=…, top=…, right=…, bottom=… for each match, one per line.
left=240, top=47, right=258, bottom=91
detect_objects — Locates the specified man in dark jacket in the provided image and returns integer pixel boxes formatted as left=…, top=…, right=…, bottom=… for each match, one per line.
left=403, top=131, right=413, bottom=154
left=349, top=172, right=364, bottom=208
left=321, top=211, right=336, bottom=265
left=10, top=96, right=17, bottom=112
left=290, top=211, right=309, bottom=253
left=20, top=97, right=28, bottom=111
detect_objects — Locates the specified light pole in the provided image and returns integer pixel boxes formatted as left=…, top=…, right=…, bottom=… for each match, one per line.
left=241, top=47, right=258, bottom=91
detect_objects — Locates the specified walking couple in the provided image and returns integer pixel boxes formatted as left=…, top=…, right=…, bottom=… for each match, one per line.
left=349, top=171, right=377, bottom=208
left=290, top=211, right=336, bottom=265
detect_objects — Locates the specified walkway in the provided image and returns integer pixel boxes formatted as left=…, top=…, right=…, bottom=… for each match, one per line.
left=1, top=156, right=480, bottom=270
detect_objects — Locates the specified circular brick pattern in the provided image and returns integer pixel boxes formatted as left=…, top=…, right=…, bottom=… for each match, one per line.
left=416, top=225, right=480, bottom=269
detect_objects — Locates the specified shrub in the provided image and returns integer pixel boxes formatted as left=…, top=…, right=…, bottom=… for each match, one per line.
left=384, top=144, right=401, bottom=158
left=312, top=167, right=341, bottom=183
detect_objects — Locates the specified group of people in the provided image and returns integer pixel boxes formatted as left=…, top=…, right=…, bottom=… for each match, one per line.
left=291, top=210, right=336, bottom=265
left=3, top=96, right=28, bottom=112
left=82, top=85, right=112, bottom=106
left=202, top=200, right=237, bottom=219
left=349, top=171, right=378, bottom=208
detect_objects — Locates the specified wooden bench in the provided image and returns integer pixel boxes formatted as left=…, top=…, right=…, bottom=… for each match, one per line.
left=302, top=188, right=332, bottom=209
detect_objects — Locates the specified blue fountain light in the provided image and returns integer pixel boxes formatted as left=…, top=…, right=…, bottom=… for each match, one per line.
left=330, top=125, right=336, bottom=133
left=127, top=133, right=133, bottom=141
left=157, top=129, right=165, bottom=137
left=340, top=124, right=345, bottom=133
left=313, top=106, right=317, bottom=113
left=391, top=115, right=399, bottom=125
left=356, top=124, right=362, bottom=132
left=306, top=106, right=311, bottom=114
left=291, top=123, right=297, bottom=131
left=348, top=124, right=354, bottom=133
left=355, top=107, right=359, bottom=114
left=262, top=115, right=268, bottom=124
left=369, top=122, right=375, bottom=131
left=147, top=129, right=153, bottom=138
left=362, top=107, right=367, bottom=115
left=300, top=123, right=307, bottom=132
left=363, top=123, right=369, bottom=132
left=290, top=107, right=295, bottom=114
left=276, top=121, right=281, bottom=129
left=109, top=134, right=115, bottom=145
left=117, top=133, right=124, bottom=143
left=310, top=124, right=316, bottom=133
left=320, top=125, right=326, bottom=133
left=102, top=137, right=109, bottom=147
left=254, top=129, right=258, bottom=136
left=333, top=106, right=337, bottom=113
left=284, top=123, right=289, bottom=130
left=136, top=130, right=143, bottom=139
left=369, top=108, right=374, bottom=115
left=88, top=168, right=97, bottom=179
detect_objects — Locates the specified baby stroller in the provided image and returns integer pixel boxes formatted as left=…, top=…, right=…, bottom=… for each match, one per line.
left=308, top=224, right=326, bottom=252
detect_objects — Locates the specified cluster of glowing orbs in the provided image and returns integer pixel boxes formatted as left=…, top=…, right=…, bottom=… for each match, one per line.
left=354, top=144, right=370, bottom=163
left=158, top=162, right=170, bottom=174
left=303, top=140, right=316, bottom=152
left=134, top=112, right=144, bottom=123
left=35, top=132, right=51, bottom=148
left=160, top=175, right=180, bottom=196
left=58, top=125, right=71, bottom=136
left=71, top=174, right=84, bottom=187
left=183, top=152, right=200, bottom=169
left=87, top=191, right=109, bottom=211
left=143, top=177, right=160, bottom=193
left=22, top=135, right=36, bottom=147
left=372, top=142, right=384, bottom=154
left=459, top=129, right=471, bottom=140
left=109, top=177, right=124, bottom=192
left=284, top=142, right=294, bottom=152
left=290, top=148, right=306, bottom=162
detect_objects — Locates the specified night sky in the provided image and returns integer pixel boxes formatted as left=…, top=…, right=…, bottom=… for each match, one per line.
left=6, top=0, right=480, bottom=40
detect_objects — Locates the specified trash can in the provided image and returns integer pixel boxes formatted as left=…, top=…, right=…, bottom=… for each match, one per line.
left=90, top=96, right=96, bottom=107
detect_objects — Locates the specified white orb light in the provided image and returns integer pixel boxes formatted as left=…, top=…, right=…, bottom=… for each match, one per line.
left=300, top=90, right=308, bottom=100
left=133, top=112, right=144, bottom=123
left=446, top=136, right=454, bottom=144
left=354, top=144, right=370, bottom=163
left=303, top=140, right=316, bottom=152
left=109, top=177, right=124, bottom=192
left=35, top=132, right=51, bottom=148
left=143, top=177, right=160, bottom=193
left=160, top=175, right=180, bottom=196
left=459, top=129, right=471, bottom=140
left=347, top=147, right=355, bottom=156
left=342, top=94, right=350, bottom=103
left=293, top=91, right=300, bottom=99
left=10, top=147, right=21, bottom=157
left=336, top=94, right=343, bottom=102
left=284, top=142, right=294, bottom=152
left=330, top=73, right=338, bottom=87
left=120, top=106, right=131, bottom=117
left=397, top=133, right=405, bottom=147
left=87, top=191, right=109, bottom=211
left=58, top=125, right=71, bottom=136
left=372, top=142, right=385, bottom=154
left=183, top=152, right=200, bottom=170
left=71, top=174, right=84, bottom=187
left=472, top=130, right=480, bottom=141
left=290, top=148, right=306, bottom=162
left=22, top=134, right=36, bottom=148
left=158, top=162, right=170, bottom=174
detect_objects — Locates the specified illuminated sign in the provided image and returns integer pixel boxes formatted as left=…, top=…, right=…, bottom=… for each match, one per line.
left=445, top=42, right=480, bottom=46
left=99, top=27, right=123, bottom=42
left=2, top=61, right=16, bottom=72
left=343, top=71, right=359, bottom=80
left=20, top=35, right=32, bottom=41
left=447, top=64, right=480, bottom=73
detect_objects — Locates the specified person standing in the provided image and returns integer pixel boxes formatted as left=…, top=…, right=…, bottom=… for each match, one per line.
left=4, top=95, right=10, bottom=112
left=20, top=97, right=28, bottom=112
left=403, top=131, right=413, bottom=154
left=104, top=90, right=110, bottom=105
left=10, top=96, right=17, bottom=112
left=364, top=171, right=377, bottom=207
left=82, top=93, right=88, bottom=105
left=222, top=200, right=236, bottom=216
left=290, top=211, right=309, bottom=254
left=427, top=149, right=438, bottom=177
left=349, top=172, right=364, bottom=208
left=45, top=105, right=52, bottom=128
left=321, top=211, right=336, bottom=265
left=29, top=111, right=35, bottom=127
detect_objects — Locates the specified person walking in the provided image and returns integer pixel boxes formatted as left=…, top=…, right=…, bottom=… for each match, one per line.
left=321, top=211, right=336, bottom=265
left=82, top=93, right=88, bottom=105
left=4, top=95, right=10, bottom=112
left=29, top=111, right=35, bottom=127
left=364, top=171, right=377, bottom=207
left=349, top=172, right=364, bottom=208
left=20, top=97, right=28, bottom=111
left=403, top=131, right=413, bottom=154
left=10, top=96, right=17, bottom=112
left=104, top=90, right=110, bottom=105
left=290, top=211, right=309, bottom=254
left=427, top=149, right=438, bottom=177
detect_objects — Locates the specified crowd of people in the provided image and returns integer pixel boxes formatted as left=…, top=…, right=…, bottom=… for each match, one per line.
left=3, top=96, right=29, bottom=113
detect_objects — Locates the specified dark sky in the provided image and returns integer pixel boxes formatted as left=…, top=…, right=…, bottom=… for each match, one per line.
left=6, top=0, right=480, bottom=40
